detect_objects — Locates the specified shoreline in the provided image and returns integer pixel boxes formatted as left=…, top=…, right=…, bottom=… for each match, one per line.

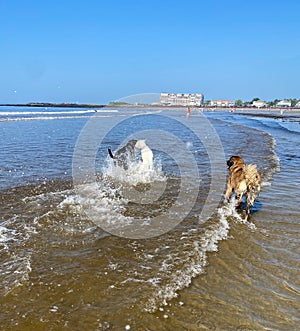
left=1, top=102, right=300, bottom=112
left=235, top=111, right=300, bottom=120
left=0, top=103, right=106, bottom=108
left=1, top=103, right=300, bottom=121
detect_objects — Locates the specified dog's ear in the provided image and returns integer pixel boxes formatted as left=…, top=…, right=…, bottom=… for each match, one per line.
left=229, top=155, right=244, bottom=166
left=227, top=159, right=234, bottom=168
left=236, top=155, right=244, bottom=162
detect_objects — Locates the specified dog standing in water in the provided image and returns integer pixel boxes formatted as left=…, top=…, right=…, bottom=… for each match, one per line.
left=225, top=155, right=261, bottom=221
left=135, top=140, right=153, bottom=170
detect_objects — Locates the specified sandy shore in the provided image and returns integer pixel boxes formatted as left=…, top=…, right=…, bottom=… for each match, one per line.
left=233, top=109, right=300, bottom=120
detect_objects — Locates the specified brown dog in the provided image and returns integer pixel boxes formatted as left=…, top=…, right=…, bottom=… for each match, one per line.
left=225, top=156, right=261, bottom=221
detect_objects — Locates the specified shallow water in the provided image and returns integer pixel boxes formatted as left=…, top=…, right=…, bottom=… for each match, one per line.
left=0, top=107, right=299, bottom=330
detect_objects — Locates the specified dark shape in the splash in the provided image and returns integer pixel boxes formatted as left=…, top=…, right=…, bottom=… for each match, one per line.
left=108, top=140, right=138, bottom=170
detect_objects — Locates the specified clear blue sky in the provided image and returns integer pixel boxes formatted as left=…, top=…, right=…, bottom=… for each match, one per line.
left=1, top=0, right=300, bottom=104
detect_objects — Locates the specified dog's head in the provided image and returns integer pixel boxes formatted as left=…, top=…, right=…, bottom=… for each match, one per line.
left=227, top=155, right=244, bottom=169
left=135, top=139, right=147, bottom=149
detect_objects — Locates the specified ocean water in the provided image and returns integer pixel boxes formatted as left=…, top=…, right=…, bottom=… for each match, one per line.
left=0, top=106, right=299, bottom=330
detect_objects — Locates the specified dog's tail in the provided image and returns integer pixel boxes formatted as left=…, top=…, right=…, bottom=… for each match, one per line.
left=108, top=148, right=114, bottom=159
left=244, top=164, right=261, bottom=203
left=244, top=164, right=261, bottom=187
left=243, top=164, right=261, bottom=221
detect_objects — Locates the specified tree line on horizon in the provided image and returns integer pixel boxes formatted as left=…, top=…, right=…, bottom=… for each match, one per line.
left=204, top=97, right=299, bottom=107
left=236, top=97, right=299, bottom=107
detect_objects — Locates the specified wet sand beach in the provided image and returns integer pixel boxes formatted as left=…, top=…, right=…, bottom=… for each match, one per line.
left=0, top=107, right=299, bottom=330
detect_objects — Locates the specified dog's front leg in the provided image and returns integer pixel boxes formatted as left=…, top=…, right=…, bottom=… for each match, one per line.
left=235, top=194, right=243, bottom=207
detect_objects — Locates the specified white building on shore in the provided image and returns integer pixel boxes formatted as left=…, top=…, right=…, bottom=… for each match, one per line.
left=160, top=93, right=204, bottom=106
left=253, top=100, right=267, bottom=108
left=210, top=100, right=234, bottom=107
left=276, top=100, right=292, bottom=107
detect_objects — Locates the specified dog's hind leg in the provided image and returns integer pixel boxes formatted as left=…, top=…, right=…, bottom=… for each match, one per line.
left=245, top=204, right=251, bottom=221
left=245, top=191, right=256, bottom=221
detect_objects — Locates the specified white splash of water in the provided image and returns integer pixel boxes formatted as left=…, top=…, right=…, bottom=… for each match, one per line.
left=103, top=157, right=166, bottom=186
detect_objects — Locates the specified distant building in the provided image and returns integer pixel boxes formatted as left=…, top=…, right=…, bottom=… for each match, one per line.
left=160, top=93, right=204, bottom=106
left=210, top=100, right=234, bottom=107
left=276, top=100, right=291, bottom=107
left=253, top=100, right=267, bottom=108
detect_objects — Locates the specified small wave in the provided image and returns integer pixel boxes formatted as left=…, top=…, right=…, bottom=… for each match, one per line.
left=256, top=132, right=281, bottom=191
left=0, top=225, right=18, bottom=250
left=0, top=216, right=38, bottom=253
left=1, top=254, right=32, bottom=296
left=218, top=198, right=244, bottom=222
left=143, top=197, right=260, bottom=312
left=0, top=109, right=118, bottom=116
left=0, top=218, right=34, bottom=296
left=220, top=199, right=257, bottom=229
left=269, top=134, right=281, bottom=172
left=144, top=215, right=230, bottom=312
left=278, top=121, right=300, bottom=134
left=0, top=114, right=115, bottom=122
